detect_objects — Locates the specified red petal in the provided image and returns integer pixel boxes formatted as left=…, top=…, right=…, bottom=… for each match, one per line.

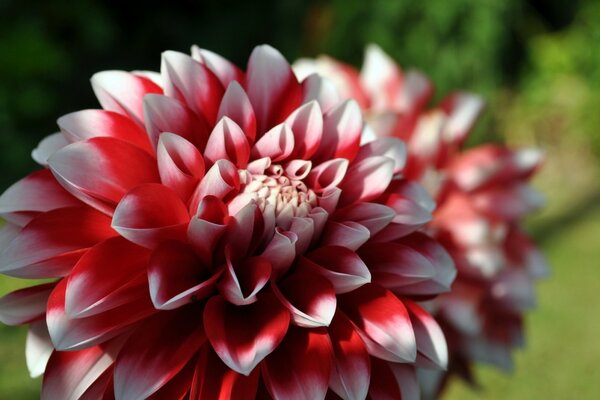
left=313, top=100, right=362, bottom=163
left=245, top=45, right=302, bottom=134
left=112, top=183, right=189, bottom=249
left=0, top=207, right=115, bottom=278
left=32, top=133, right=69, bottom=166
left=306, top=159, right=349, bottom=193
left=189, top=159, right=240, bottom=214
left=405, top=301, right=448, bottom=369
left=301, top=246, right=371, bottom=294
left=367, top=358, right=420, bottom=400
left=114, top=308, right=206, bottom=400
left=0, top=283, right=56, bottom=325
left=147, top=357, right=197, bottom=400
left=273, top=270, right=336, bottom=328
left=192, top=46, right=244, bottom=89
left=217, top=81, right=257, bottom=142
left=157, top=132, right=205, bottom=202
left=354, top=137, right=406, bottom=174
left=285, top=101, right=323, bottom=159
left=58, top=109, right=152, bottom=153
left=262, top=326, right=332, bottom=400
left=440, top=92, right=485, bottom=146
left=47, top=279, right=155, bottom=351
left=320, top=220, right=370, bottom=251
left=251, top=123, right=295, bottom=162
left=339, top=284, right=416, bottom=363
left=218, top=252, right=272, bottom=306
left=188, top=196, right=229, bottom=266
left=41, top=339, right=123, bottom=400
left=91, top=70, right=162, bottom=126
left=66, top=237, right=150, bottom=317
left=144, top=94, right=211, bottom=151
left=333, top=202, right=395, bottom=236
left=48, top=137, right=159, bottom=215
left=203, top=293, right=290, bottom=375
left=0, top=169, right=81, bottom=226
left=339, top=155, right=394, bottom=207
left=300, top=73, right=342, bottom=113
left=328, top=312, right=370, bottom=400
left=260, top=228, right=298, bottom=278
left=205, top=117, right=251, bottom=168
left=190, top=345, right=259, bottom=400
left=149, top=241, right=220, bottom=310
left=161, top=51, right=224, bottom=125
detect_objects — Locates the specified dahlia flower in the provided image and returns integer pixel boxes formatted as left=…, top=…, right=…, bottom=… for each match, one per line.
left=295, top=45, right=547, bottom=395
left=0, top=45, right=456, bottom=399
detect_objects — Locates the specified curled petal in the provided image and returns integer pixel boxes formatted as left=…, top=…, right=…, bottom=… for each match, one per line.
left=91, top=70, right=162, bottom=126
left=0, top=207, right=115, bottom=278
left=262, top=327, right=332, bottom=400
left=301, top=246, right=371, bottom=294
left=0, top=283, right=56, bottom=325
left=0, top=169, right=80, bottom=226
left=66, top=237, right=150, bottom=318
left=320, top=220, right=370, bottom=251
left=48, top=137, right=159, bottom=215
left=189, top=159, right=240, bottom=214
left=285, top=100, right=323, bottom=159
left=58, top=109, right=152, bottom=153
left=288, top=216, right=314, bottom=255
left=149, top=241, right=220, bottom=310
left=157, top=132, right=205, bottom=202
left=218, top=253, right=272, bottom=306
left=203, top=294, right=290, bottom=376
left=261, top=228, right=298, bottom=278
left=223, top=203, right=264, bottom=260
left=114, top=308, right=206, bottom=400
left=188, top=196, right=229, bottom=266
left=112, top=183, right=189, bottom=249
left=192, top=45, right=244, bottom=88
left=32, top=133, right=69, bottom=166
left=314, top=100, right=362, bottom=163
left=205, top=117, right=251, bottom=168
left=284, top=159, right=312, bottom=181
left=306, top=159, right=349, bottom=193
left=339, top=155, right=394, bottom=207
left=251, top=123, right=295, bottom=162
left=144, top=94, right=210, bottom=151
left=339, top=284, right=416, bottom=363
left=273, top=270, right=336, bottom=328
left=161, top=50, right=224, bottom=124
left=245, top=45, right=302, bottom=133
left=299, top=73, right=342, bottom=113
left=217, top=81, right=257, bottom=142
left=328, top=312, right=370, bottom=400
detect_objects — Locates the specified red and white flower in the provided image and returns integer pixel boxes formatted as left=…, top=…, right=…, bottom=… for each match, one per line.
left=295, top=44, right=547, bottom=395
left=0, top=45, right=455, bottom=399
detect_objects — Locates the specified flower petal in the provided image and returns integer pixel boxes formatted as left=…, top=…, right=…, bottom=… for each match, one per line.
left=260, top=228, right=298, bottom=278
left=189, top=159, right=240, bottom=214
left=245, top=45, right=302, bottom=134
left=320, top=220, right=370, bottom=251
left=338, top=155, right=394, bottom=207
left=203, top=293, right=290, bottom=376
left=112, top=183, right=189, bottom=249
left=251, top=123, right=295, bottom=162
left=217, top=81, right=257, bottom=142
left=285, top=100, right=323, bottom=159
left=161, top=50, right=225, bottom=124
left=0, top=283, right=56, bottom=325
left=58, top=109, right=152, bottom=153
left=192, top=46, right=244, bottom=88
left=306, top=159, right=349, bottom=193
left=299, top=73, right=342, bottom=113
left=354, top=137, right=406, bottom=174
left=48, top=137, right=160, bottom=215
left=218, top=252, right=271, bottom=306
left=32, top=133, right=69, bottom=166
left=339, top=284, right=416, bottom=363
left=205, top=117, right=251, bottom=168
left=91, top=70, right=162, bottom=126
left=26, top=321, right=54, bottom=378
left=0, top=207, right=115, bottom=278
left=333, top=202, right=395, bottom=237
left=262, top=326, right=332, bottom=400
left=405, top=301, right=448, bottom=369
left=65, top=237, right=150, bottom=317
left=114, top=308, right=206, bottom=400
left=313, top=100, right=362, bottom=163
left=188, top=196, right=229, bottom=266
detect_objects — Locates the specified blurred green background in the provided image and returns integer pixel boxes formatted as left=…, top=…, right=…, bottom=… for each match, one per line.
left=1, top=0, right=599, bottom=398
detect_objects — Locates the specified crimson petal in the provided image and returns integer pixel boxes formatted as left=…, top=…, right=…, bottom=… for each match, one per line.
left=0, top=283, right=56, bottom=325
left=217, top=81, right=257, bottom=142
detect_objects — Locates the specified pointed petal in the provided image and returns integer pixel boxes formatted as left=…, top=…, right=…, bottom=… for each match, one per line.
left=112, top=183, right=189, bottom=249
left=314, top=100, right=362, bottom=163
left=405, top=301, right=448, bottom=369
left=0, top=207, right=115, bottom=278
left=320, top=221, right=370, bottom=251
left=205, top=117, right=251, bottom=168
left=354, top=137, right=406, bottom=174
left=299, top=73, right=342, bottom=113
left=262, top=327, right=332, bottom=400
left=218, top=252, right=271, bottom=306
left=189, top=159, right=240, bottom=214
left=306, top=159, right=349, bottom=193
left=0, top=169, right=80, bottom=226
left=261, top=228, right=298, bottom=278
left=333, top=202, right=395, bottom=236
left=91, top=70, right=162, bottom=126
left=367, top=358, right=420, bottom=400
left=26, top=321, right=54, bottom=378
left=0, top=283, right=56, bottom=325
left=251, top=123, right=295, bottom=162
left=285, top=100, right=323, bottom=159
left=149, top=241, right=220, bottom=310
left=301, top=246, right=371, bottom=294
left=192, top=46, right=244, bottom=88
left=58, top=109, right=152, bottom=153
left=48, top=137, right=159, bottom=215
left=32, top=133, right=69, bottom=166
left=339, top=284, right=416, bottom=363
left=144, top=94, right=211, bottom=151
left=157, top=132, right=205, bottom=202
left=114, top=308, right=206, bottom=400
left=440, top=92, right=485, bottom=145
left=161, top=50, right=224, bottom=124
left=339, top=155, right=394, bottom=207
left=65, top=237, right=150, bottom=317
left=328, top=312, right=370, bottom=400
left=203, top=293, right=290, bottom=375
left=217, top=81, right=257, bottom=142
left=188, top=196, right=229, bottom=266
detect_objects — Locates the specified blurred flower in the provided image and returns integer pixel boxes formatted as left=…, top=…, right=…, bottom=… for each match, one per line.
left=0, top=45, right=455, bottom=399
left=295, top=44, right=547, bottom=396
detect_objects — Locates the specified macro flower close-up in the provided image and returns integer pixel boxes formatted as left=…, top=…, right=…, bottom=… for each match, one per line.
left=0, top=45, right=456, bottom=399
